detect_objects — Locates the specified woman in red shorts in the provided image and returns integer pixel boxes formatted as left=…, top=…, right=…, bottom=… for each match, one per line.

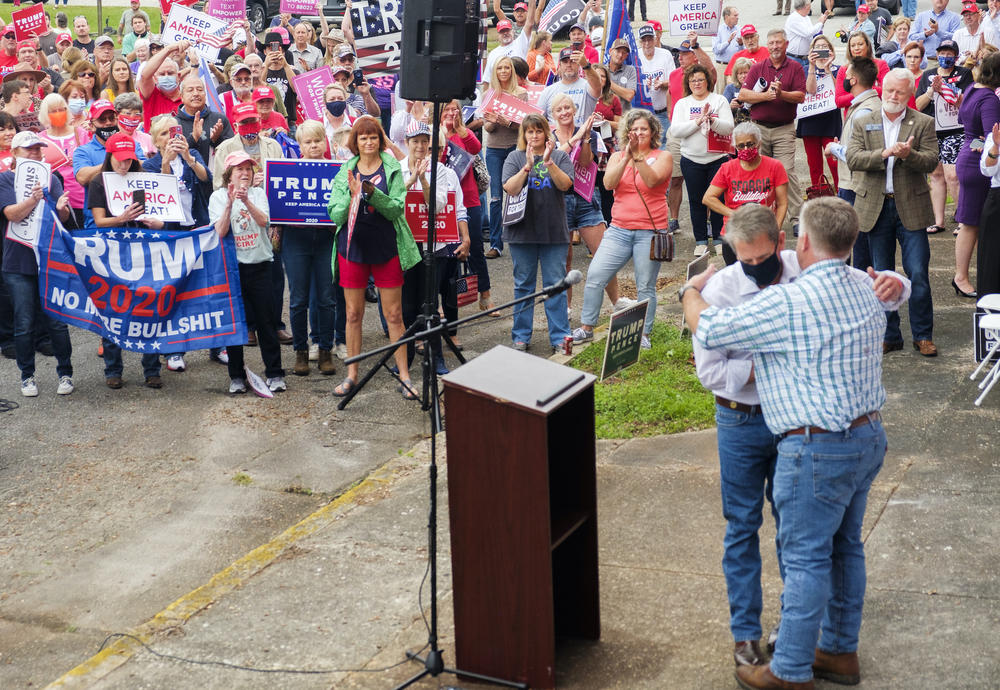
left=326, top=116, right=421, bottom=399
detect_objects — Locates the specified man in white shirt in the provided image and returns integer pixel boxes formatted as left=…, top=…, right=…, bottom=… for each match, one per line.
left=483, top=16, right=533, bottom=83
left=536, top=46, right=603, bottom=125
left=953, top=1, right=998, bottom=63
left=713, top=6, right=742, bottom=66
left=784, top=0, right=829, bottom=71
left=637, top=24, right=676, bottom=147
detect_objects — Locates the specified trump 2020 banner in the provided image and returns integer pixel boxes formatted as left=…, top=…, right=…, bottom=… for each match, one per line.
left=351, top=0, right=403, bottom=79
left=265, top=159, right=342, bottom=225
left=34, top=203, right=247, bottom=352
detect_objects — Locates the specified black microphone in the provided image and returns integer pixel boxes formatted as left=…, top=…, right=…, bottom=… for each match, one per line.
left=543, top=270, right=583, bottom=298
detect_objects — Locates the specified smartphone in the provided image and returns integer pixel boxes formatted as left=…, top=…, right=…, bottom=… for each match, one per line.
left=132, top=189, right=146, bottom=206
left=169, top=125, right=182, bottom=139
left=815, top=48, right=830, bottom=59
left=353, top=68, right=364, bottom=86
left=269, top=41, right=281, bottom=52
left=571, top=41, right=583, bottom=51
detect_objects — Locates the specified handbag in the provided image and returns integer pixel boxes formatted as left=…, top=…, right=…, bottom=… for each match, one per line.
left=633, top=167, right=674, bottom=262
left=472, top=154, right=490, bottom=194
left=451, top=261, right=479, bottom=307
left=805, top=175, right=836, bottom=200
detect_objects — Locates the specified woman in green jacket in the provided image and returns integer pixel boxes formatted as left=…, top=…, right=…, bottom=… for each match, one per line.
left=327, top=115, right=420, bottom=399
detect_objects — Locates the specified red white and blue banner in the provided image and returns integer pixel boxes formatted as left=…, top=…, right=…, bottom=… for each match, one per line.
left=264, top=159, right=341, bottom=225
left=351, top=0, right=403, bottom=79
left=603, top=0, right=652, bottom=109
left=538, top=0, right=588, bottom=37
left=34, top=202, right=247, bottom=352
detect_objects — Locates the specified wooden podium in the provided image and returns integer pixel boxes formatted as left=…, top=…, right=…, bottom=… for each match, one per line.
left=442, top=346, right=600, bottom=689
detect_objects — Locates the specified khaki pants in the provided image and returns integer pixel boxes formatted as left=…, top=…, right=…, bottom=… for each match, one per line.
left=756, top=122, right=801, bottom=226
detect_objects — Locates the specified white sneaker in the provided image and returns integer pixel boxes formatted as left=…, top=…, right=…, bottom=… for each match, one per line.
left=640, top=335, right=651, bottom=350
left=216, top=349, right=229, bottom=364
left=308, top=343, right=319, bottom=361
left=21, top=376, right=38, bottom=397
left=572, top=327, right=593, bottom=343
left=166, top=354, right=186, bottom=372
left=229, top=378, right=246, bottom=394
left=693, top=244, right=708, bottom=258
left=266, top=376, right=287, bottom=392
left=613, top=296, right=637, bottom=312
left=335, top=343, right=348, bottom=360
left=57, top=376, right=74, bottom=395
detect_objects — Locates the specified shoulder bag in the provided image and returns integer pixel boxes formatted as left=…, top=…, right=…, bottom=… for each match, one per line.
left=633, top=164, right=674, bottom=262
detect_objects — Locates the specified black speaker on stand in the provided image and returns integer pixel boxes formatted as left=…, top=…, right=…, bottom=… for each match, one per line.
left=400, top=0, right=481, bottom=101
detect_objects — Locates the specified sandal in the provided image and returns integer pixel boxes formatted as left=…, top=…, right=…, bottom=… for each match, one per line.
left=479, top=299, right=502, bottom=318
left=332, top=377, right=356, bottom=397
left=398, top=379, right=419, bottom=400
left=926, top=225, right=946, bottom=234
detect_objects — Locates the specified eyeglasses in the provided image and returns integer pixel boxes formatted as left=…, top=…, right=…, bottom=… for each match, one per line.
left=734, top=141, right=757, bottom=150
left=79, top=72, right=95, bottom=78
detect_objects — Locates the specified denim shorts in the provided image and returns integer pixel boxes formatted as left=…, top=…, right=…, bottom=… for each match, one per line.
left=565, top=191, right=605, bottom=231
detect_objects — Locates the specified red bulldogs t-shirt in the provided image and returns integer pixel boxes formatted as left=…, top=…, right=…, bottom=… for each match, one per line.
left=711, top=155, right=788, bottom=230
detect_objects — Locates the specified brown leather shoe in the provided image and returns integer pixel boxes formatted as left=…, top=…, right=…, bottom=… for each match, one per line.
left=734, top=640, right=767, bottom=667
left=813, top=649, right=860, bottom=685
left=277, top=329, right=294, bottom=345
left=736, top=663, right=814, bottom=690
left=913, top=339, right=938, bottom=357
left=317, top=349, right=336, bottom=375
left=106, top=377, right=123, bottom=389
left=293, top=350, right=310, bottom=376
left=246, top=330, right=257, bottom=347
left=883, top=341, right=903, bottom=354
left=144, top=376, right=163, bottom=389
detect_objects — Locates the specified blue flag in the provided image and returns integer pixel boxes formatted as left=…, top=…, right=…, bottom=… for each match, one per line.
left=199, top=57, right=225, bottom=115
left=603, top=0, right=652, bottom=109
left=34, top=201, right=248, bottom=352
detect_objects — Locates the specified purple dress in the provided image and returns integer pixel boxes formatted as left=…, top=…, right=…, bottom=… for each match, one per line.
left=956, top=85, right=1000, bottom=226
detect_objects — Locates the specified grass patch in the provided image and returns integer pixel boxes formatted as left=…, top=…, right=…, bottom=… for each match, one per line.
left=41, top=6, right=164, bottom=39
left=232, top=472, right=253, bottom=486
left=570, top=321, right=715, bottom=439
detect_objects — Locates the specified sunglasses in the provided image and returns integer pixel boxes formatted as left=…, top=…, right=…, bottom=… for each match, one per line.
left=79, top=72, right=96, bottom=78
left=3, top=33, right=15, bottom=39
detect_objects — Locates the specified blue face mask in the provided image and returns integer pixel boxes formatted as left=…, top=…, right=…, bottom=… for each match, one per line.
left=937, top=56, right=956, bottom=69
left=740, top=248, right=782, bottom=288
left=157, top=75, right=177, bottom=92
left=68, top=98, right=86, bottom=114
left=326, top=100, right=347, bottom=117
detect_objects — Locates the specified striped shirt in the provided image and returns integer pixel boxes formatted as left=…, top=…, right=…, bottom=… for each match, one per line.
left=694, top=259, right=887, bottom=435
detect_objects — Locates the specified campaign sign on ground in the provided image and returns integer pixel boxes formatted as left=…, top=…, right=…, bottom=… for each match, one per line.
left=12, top=5, right=46, bottom=41
left=600, top=299, right=649, bottom=380
left=34, top=205, right=248, bottom=352
left=404, top=190, right=460, bottom=243
left=291, top=67, right=334, bottom=123
left=668, top=0, right=720, bottom=37
left=480, top=89, right=544, bottom=125
left=6, top=159, right=50, bottom=248
left=102, top=172, right=185, bottom=223
left=796, top=74, right=836, bottom=120
left=205, top=0, right=246, bottom=23
left=265, top=159, right=341, bottom=225
left=163, top=4, right=229, bottom=62
left=350, top=0, right=403, bottom=78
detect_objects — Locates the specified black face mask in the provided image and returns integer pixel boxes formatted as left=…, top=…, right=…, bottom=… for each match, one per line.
left=740, top=249, right=782, bottom=288
left=96, top=125, right=119, bottom=141
left=326, top=100, right=347, bottom=117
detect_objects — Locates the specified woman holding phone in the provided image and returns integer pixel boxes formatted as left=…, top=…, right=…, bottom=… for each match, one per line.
left=797, top=34, right=842, bottom=189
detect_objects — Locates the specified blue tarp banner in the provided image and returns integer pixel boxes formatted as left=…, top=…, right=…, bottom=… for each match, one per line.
left=264, top=159, right=341, bottom=225
left=34, top=201, right=248, bottom=352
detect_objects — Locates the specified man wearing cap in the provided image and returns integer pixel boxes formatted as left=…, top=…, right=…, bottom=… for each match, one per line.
left=0, top=26, right=18, bottom=75
left=714, top=7, right=742, bottom=66
left=334, top=45, right=379, bottom=116
left=536, top=45, right=603, bottom=125
left=909, top=0, right=962, bottom=58
left=785, top=0, right=830, bottom=71
left=93, top=35, right=117, bottom=85
left=568, top=22, right=600, bottom=65
left=138, top=40, right=188, bottom=131
left=221, top=62, right=255, bottom=123
left=177, top=75, right=233, bottom=167
left=118, top=0, right=151, bottom=43
left=262, top=31, right=302, bottom=121
left=607, top=38, right=637, bottom=112
left=73, top=100, right=144, bottom=230
left=72, top=16, right=95, bottom=58
left=122, top=13, right=151, bottom=57
left=1, top=130, right=74, bottom=398
left=290, top=22, right=323, bottom=72
left=637, top=24, right=676, bottom=147
left=725, top=25, right=769, bottom=77
left=236, top=54, right=288, bottom=118
left=484, top=8, right=535, bottom=85
left=253, top=86, right=289, bottom=136
left=739, top=29, right=806, bottom=232
left=494, top=0, right=534, bottom=37
left=953, top=2, right=998, bottom=61
left=213, top=102, right=283, bottom=190
left=47, top=32, right=73, bottom=69
left=18, top=42, right=61, bottom=93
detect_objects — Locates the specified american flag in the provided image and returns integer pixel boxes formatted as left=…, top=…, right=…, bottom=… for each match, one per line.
left=351, top=0, right=403, bottom=79
left=538, top=0, right=587, bottom=36
left=202, top=24, right=238, bottom=50
left=603, top=0, right=651, bottom=109
left=198, top=57, right=225, bottom=114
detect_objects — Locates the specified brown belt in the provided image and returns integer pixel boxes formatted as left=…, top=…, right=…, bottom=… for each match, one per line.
left=715, top=395, right=762, bottom=415
left=784, top=411, right=881, bottom=437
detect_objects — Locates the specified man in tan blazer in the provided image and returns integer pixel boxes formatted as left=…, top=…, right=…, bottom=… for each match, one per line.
left=847, top=68, right=939, bottom=357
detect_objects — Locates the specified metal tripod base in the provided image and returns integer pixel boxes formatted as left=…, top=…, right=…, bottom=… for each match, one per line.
left=393, top=648, right=529, bottom=690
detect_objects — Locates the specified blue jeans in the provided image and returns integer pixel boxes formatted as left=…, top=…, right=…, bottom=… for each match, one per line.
left=465, top=204, right=490, bottom=293
left=655, top=111, right=670, bottom=149
left=0, top=270, right=13, bottom=349
left=486, top=146, right=514, bottom=251
left=3, top=272, right=73, bottom=381
left=508, top=242, right=571, bottom=347
left=716, top=404, right=783, bottom=641
left=902, top=0, right=916, bottom=17
left=102, top=339, right=161, bottom=379
left=868, top=198, right=933, bottom=343
left=581, top=225, right=661, bottom=334
left=789, top=55, right=809, bottom=72
left=680, top=156, right=725, bottom=244
left=770, top=419, right=886, bottom=683
left=283, top=227, right=335, bottom=351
